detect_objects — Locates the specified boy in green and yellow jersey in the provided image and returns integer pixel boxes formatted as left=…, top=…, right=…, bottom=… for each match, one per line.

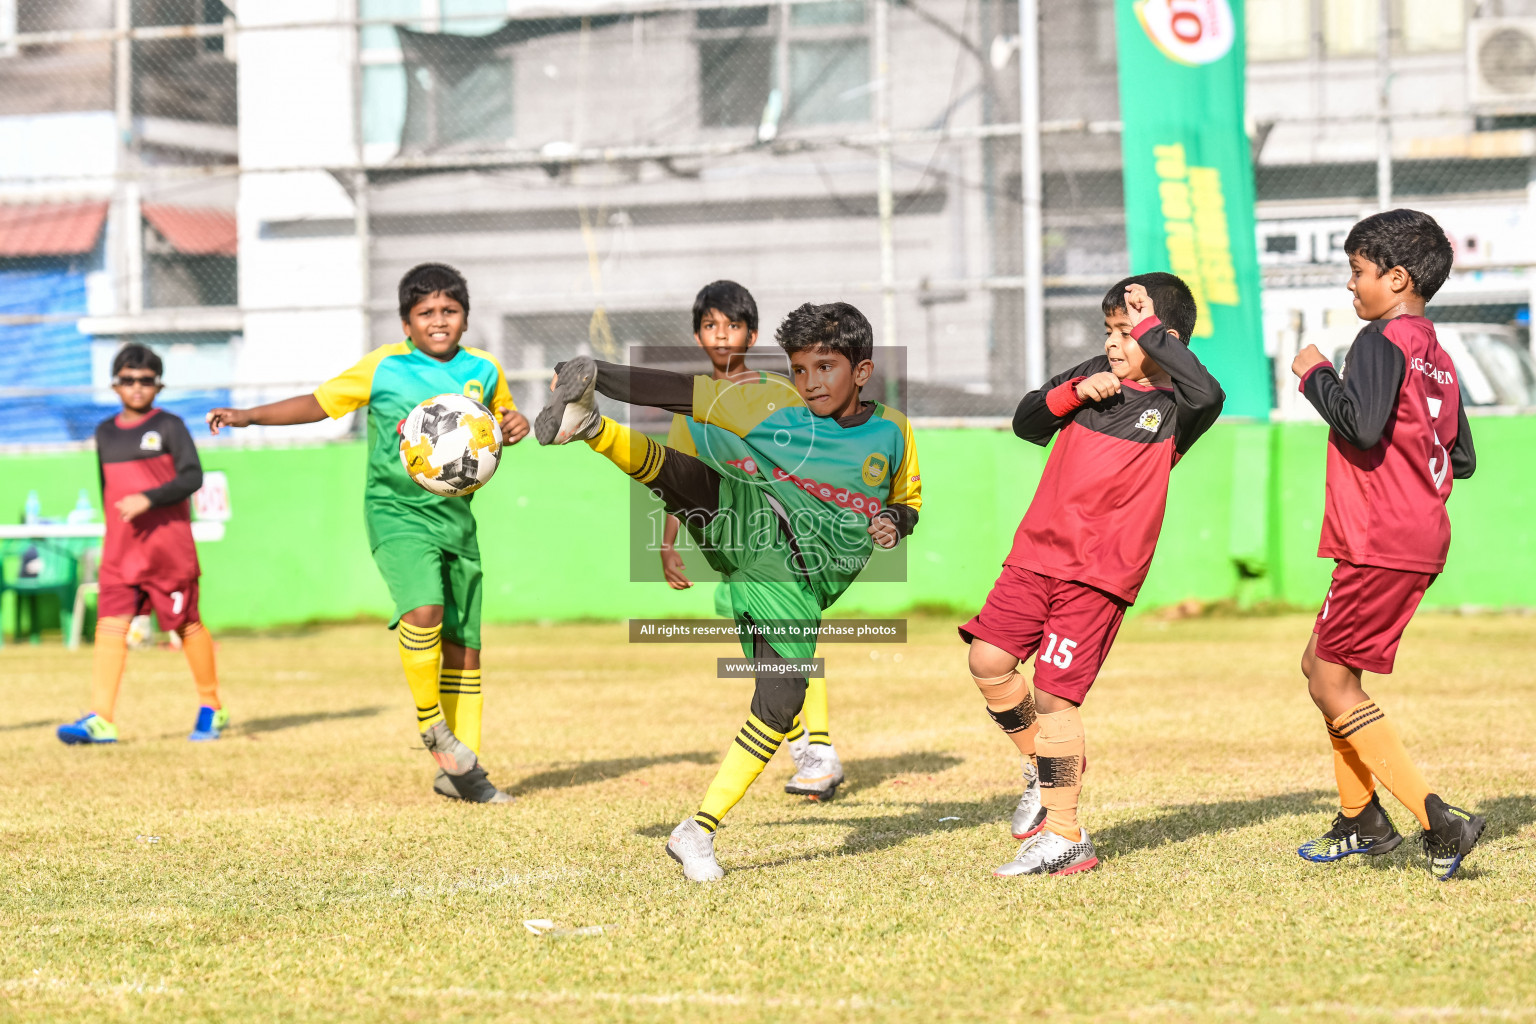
left=660, top=281, right=847, bottom=802
left=537, top=301, right=921, bottom=881
left=208, top=263, right=528, bottom=802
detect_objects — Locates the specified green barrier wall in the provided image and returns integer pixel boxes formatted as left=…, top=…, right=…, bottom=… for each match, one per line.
left=2, top=419, right=1531, bottom=634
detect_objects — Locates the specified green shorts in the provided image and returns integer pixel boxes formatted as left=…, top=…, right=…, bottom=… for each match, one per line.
left=373, top=537, right=483, bottom=649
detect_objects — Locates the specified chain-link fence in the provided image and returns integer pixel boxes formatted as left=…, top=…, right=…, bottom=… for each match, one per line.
left=1, top=0, right=1533, bottom=454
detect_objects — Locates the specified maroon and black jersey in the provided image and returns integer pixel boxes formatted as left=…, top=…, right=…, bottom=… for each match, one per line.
left=1299, top=314, right=1475, bottom=574
left=1003, top=317, right=1225, bottom=604
left=96, top=408, right=202, bottom=587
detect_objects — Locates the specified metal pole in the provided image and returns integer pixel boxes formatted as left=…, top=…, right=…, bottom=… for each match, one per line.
left=114, top=0, right=143, bottom=316
left=1019, top=0, right=1044, bottom=389
left=351, top=0, right=372, bottom=352
left=874, top=0, right=897, bottom=351
left=1375, top=0, right=1392, bottom=211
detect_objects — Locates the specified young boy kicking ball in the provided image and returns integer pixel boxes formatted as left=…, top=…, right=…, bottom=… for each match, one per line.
left=537, top=301, right=920, bottom=880
left=1290, top=208, right=1484, bottom=880
left=57, top=343, right=226, bottom=745
left=207, top=263, right=528, bottom=802
left=657, top=281, right=846, bottom=801
left=960, top=274, right=1224, bottom=877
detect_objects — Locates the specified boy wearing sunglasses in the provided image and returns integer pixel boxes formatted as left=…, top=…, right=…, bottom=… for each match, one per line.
left=57, top=343, right=226, bottom=745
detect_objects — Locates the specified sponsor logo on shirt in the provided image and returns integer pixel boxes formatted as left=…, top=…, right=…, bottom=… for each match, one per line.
left=1407, top=356, right=1454, bottom=386
left=140, top=431, right=163, bottom=451
left=771, top=466, right=884, bottom=518
left=861, top=452, right=889, bottom=487
left=463, top=379, right=485, bottom=403
left=1136, top=409, right=1163, bottom=433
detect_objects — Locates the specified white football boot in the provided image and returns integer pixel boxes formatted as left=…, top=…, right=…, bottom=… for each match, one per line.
left=534, top=354, right=603, bottom=445
left=1011, top=759, right=1046, bottom=839
left=994, top=827, right=1099, bottom=877
left=785, top=743, right=844, bottom=801
left=666, top=818, right=725, bottom=882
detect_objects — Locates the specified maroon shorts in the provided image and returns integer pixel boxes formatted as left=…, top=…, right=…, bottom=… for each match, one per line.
left=1313, top=561, right=1435, bottom=674
left=958, top=565, right=1128, bottom=703
left=97, top=579, right=201, bottom=633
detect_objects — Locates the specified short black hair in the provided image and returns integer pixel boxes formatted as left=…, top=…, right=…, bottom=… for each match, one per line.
left=1102, top=272, right=1198, bottom=341
left=775, top=301, right=874, bottom=368
left=1344, top=208, right=1453, bottom=301
left=398, top=262, right=470, bottom=320
left=111, top=342, right=163, bottom=378
left=692, top=280, right=758, bottom=334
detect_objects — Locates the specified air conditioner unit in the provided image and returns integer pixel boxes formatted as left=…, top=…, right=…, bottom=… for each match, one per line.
left=1470, top=18, right=1536, bottom=111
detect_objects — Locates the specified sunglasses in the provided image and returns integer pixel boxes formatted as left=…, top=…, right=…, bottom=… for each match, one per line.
left=114, top=374, right=161, bottom=387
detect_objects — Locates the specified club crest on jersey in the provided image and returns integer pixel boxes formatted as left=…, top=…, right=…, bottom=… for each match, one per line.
left=861, top=452, right=889, bottom=487
left=1136, top=409, right=1163, bottom=433
left=139, top=431, right=162, bottom=451
left=463, top=379, right=485, bottom=403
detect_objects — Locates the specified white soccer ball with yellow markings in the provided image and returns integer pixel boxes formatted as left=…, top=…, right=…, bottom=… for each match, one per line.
left=398, top=393, right=503, bottom=497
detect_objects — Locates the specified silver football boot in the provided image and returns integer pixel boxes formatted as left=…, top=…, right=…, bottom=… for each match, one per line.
left=785, top=743, right=844, bottom=801
left=1011, top=759, right=1046, bottom=839
left=534, top=354, right=603, bottom=445
left=666, top=818, right=726, bottom=882
left=421, top=721, right=477, bottom=776
left=994, top=827, right=1099, bottom=877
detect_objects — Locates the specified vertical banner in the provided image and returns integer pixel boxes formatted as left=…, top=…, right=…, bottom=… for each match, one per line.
left=1115, top=0, right=1271, bottom=419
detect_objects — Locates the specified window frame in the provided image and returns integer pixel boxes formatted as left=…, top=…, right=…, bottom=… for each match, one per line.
left=693, top=0, right=872, bottom=131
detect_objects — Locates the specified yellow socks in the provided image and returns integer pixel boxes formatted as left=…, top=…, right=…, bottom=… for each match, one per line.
left=1325, top=714, right=1374, bottom=816
left=586, top=416, right=664, bottom=484
left=178, top=622, right=220, bottom=710
left=804, top=675, right=831, bottom=748
left=973, top=670, right=1039, bottom=761
left=1036, top=707, right=1085, bottom=840
left=90, top=617, right=130, bottom=722
left=440, top=667, right=483, bottom=755
left=694, top=715, right=784, bottom=833
left=784, top=717, right=806, bottom=744
left=398, top=622, right=444, bottom=732
left=1331, top=699, right=1431, bottom=829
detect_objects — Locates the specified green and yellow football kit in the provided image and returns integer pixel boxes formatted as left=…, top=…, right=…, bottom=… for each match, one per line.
left=581, top=363, right=920, bottom=831
left=314, top=340, right=514, bottom=750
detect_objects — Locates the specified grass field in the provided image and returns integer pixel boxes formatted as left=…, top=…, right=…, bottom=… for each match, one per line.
left=2, top=612, right=1534, bottom=1023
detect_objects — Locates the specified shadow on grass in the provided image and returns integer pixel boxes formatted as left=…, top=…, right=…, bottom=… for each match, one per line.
left=513, top=751, right=718, bottom=797
left=644, top=787, right=1339, bottom=873
left=834, top=751, right=965, bottom=798
left=1476, top=793, right=1536, bottom=841
left=1093, top=788, right=1333, bottom=858
left=237, top=705, right=388, bottom=736
left=0, top=719, right=56, bottom=734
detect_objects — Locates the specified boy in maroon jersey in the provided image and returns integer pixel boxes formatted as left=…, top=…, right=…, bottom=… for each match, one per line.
left=1290, top=208, right=1483, bottom=880
left=57, top=344, right=225, bottom=745
left=960, top=273, right=1224, bottom=877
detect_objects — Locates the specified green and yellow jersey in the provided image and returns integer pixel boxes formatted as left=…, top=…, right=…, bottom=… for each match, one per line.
left=314, top=340, right=514, bottom=556
left=688, top=374, right=921, bottom=611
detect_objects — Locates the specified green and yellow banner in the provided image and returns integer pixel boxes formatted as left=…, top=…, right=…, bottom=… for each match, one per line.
left=1115, top=0, right=1271, bottom=418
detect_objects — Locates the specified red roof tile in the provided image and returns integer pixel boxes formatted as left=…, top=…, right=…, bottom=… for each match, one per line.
left=143, top=203, right=237, bottom=257
left=0, top=200, right=109, bottom=257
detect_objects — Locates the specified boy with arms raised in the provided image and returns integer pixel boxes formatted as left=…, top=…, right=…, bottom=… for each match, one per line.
left=960, top=274, right=1223, bottom=876
left=658, top=280, right=846, bottom=801
left=58, top=343, right=227, bottom=744
left=207, top=263, right=527, bottom=802
left=538, top=301, right=920, bottom=880
left=1290, top=209, right=1483, bottom=880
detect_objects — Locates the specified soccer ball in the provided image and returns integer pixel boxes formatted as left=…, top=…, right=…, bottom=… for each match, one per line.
left=398, top=393, right=503, bottom=497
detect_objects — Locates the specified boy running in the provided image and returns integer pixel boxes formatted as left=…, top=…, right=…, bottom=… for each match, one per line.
left=537, top=301, right=920, bottom=880
left=658, top=280, right=845, bottom=801
left=57, top=343, right=226, bottom=745
left=960, top=274, right=1224, bottom=877
left=1289, top=208, right=1484, bottom=880
left=206, top=263, right=527, bottom=802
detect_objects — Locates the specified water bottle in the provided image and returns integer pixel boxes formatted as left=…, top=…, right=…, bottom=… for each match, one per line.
left=67, top=489, right=97, bottom=524
left=24, top=490, right=41, bottom=525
